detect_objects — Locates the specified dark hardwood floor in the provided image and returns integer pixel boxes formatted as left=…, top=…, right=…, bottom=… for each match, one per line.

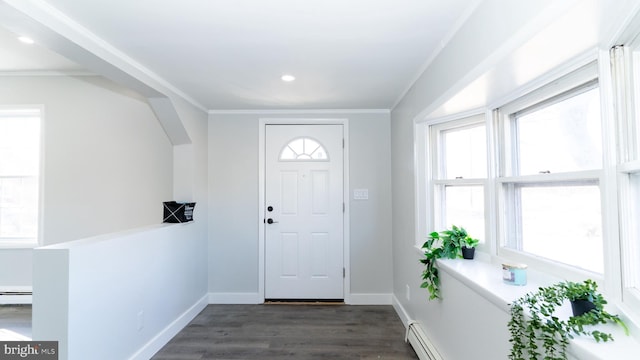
left=152, top=304, right=418, bottom=360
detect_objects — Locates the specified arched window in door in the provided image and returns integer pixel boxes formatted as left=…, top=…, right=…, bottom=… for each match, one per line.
left=279, top=137, right=329, bottom=161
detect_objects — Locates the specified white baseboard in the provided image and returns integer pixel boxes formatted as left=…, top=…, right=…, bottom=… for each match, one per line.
left=129, top=294, right=208, bottom=360
left=392, top=295, right=411, bottom=329
left=208, top=292, right=262, bottom=304
left=348, top=293, right=392, bottom=305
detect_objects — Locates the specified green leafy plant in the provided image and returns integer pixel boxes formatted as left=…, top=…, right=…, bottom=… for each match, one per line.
left=462, top=235, right=480, bottom=249
left=508, top=280, right=628, bottom=360
left=559, top=279, right=599, bottom=303
left=420, top=225, right=475, bottom=300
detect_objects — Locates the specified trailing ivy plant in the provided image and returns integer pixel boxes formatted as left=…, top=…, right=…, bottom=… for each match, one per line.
left=560, top=279, right=600, bottom=303
left=420, top=225, right=477, bottom=300
left=508, top=280, right=628, bottom=360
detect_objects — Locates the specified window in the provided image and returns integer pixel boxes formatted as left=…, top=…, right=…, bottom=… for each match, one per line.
left=616, top=37, right=640, bottom=311
left=497, top=64, right=603, bottom=274
left=280, top=137, right=328, bottom=161
left=430, top=115, right=487, bottom=241
left=620, top=172, right=640, bottom=297
left=416, top=29, right=640, bottom=324
left=503, top=182, right=602, bottom=272
left=513, top=84, right=602, bottom=175
left=0, top=109, right=41, bottom=246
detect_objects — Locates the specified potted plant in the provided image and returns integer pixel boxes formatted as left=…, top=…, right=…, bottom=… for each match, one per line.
left=436, top=225, right=470, bottom=258
left=559, top=279, right=599, bottom=316
left=420, top=225, right=475, bottom=299
left=461, top=235, right=479, bottom=260
left=508, top=280, right=628, bottom=360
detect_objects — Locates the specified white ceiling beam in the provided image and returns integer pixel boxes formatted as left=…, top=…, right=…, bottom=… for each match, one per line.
left=0, top=0, right=197, bottom=145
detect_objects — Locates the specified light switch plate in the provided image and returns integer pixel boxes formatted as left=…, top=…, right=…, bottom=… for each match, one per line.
left=353, top=189, right=369, bottom=200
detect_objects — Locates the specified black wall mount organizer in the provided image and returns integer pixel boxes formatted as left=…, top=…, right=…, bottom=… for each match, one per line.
left=163, top=201, right=196, bottom=223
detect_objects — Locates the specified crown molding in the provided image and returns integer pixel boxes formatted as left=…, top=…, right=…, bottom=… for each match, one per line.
left=208, top=109, right=391, bottom=115
left=0, top=70, right=96, bottom=76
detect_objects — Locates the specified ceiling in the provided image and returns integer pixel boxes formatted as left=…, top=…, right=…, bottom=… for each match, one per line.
left=0, top=25, right=82, bottom=73
left=0, top=0, right=479, bottom=111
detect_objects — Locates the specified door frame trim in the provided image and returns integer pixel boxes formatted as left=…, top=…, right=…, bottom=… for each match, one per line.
left=258, top=118, right=350, bottom=304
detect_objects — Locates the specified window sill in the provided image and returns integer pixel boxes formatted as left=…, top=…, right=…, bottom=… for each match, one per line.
left=436, top=257, right=640, bottom=360
left=0, top=242, right=39, bottom=249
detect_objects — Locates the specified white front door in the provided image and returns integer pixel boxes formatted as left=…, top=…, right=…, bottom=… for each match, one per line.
left=265, top=124, right=344, bottom=299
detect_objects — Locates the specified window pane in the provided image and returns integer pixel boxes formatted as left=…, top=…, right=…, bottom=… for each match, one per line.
left=280, top=137, right=328, bottom=161
left=442, top=124, right=486, bottom=179
left=510, top=183, right=602, bottom=273
left=289, top=138, right=304, bottom=154
left=280, top=146, right=296, bottom=160
left=0, top=177, right=38, bottom=239
left=0, top=111, right=40, bottom=242
left=0, top=116, right=40, bottom=176
left=444, top=185, right=484, bottom=242
left=633, top=50, right=640, bottom=160
left=629, top=173, right=640, bottom=290
left=516, top=87, right=602, bottom=175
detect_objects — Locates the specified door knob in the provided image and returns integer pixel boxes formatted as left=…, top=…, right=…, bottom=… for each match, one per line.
left=267, top=218, right=278, bottom=224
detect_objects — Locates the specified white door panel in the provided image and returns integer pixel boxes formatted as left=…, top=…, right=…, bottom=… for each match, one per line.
left=265, top=124, right=344, bottom=299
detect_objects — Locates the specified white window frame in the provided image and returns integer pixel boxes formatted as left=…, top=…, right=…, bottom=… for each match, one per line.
left=618, top=168, right=640, bottom=317
left=0, top=107, right=43, bottom=249
left=495, top=62, right=606, bottom=282
left=414, top=111, right=491, bottom=251
left=613, top=31, right=640, bottom=318
left=431, top=115, right=488, bottom=241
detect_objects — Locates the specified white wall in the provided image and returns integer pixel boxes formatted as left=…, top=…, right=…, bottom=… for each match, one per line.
left=29, top=88, right=209, bottom=360
left=0, top=75, right=174, bottom=287
left=33, top=224, right=208, bottom=360
left=391, top=1, right=640, bottom=359
left=207, top=112, right=392, bottom=302
left=0, top=249, right=32, bottom=286
left=171, top=94, right=209, bottom=295
left=208, top=115, right=259, bottom=297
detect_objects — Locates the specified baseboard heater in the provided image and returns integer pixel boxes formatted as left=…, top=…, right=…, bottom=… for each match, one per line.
left=405, top=321, right=444, bottom=360
left=0, top=288, right=33, bottom=304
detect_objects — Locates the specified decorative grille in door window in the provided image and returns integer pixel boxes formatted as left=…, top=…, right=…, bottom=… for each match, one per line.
left=279, top=137, right=329, bottom=161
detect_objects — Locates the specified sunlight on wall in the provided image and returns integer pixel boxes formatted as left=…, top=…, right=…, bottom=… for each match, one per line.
left=511, top=0, right=599, bottom=85
left=437, top=0, right=600, bottom=118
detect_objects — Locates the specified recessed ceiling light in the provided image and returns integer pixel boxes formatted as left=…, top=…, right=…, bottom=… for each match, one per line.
left=281, top=74, right=295, bottom=82
left=18, top=36, right=35, bottom=44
